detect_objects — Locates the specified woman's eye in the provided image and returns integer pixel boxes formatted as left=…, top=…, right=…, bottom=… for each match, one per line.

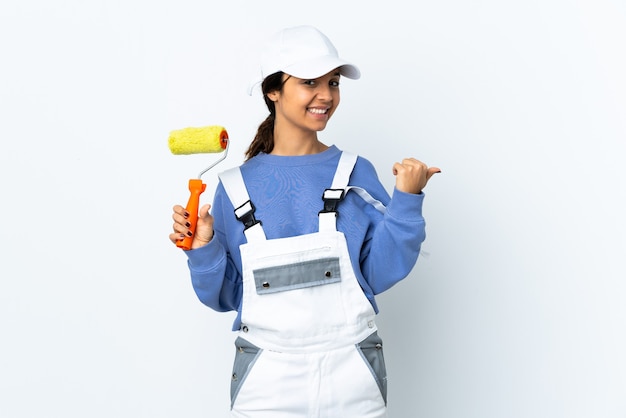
left=302, top=79, right=340, bottom=87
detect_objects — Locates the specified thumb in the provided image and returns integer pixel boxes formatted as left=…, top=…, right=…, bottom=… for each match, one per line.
left=198, top=203, right=212, bottom=219
left=426, top=167, right=442, bottom=180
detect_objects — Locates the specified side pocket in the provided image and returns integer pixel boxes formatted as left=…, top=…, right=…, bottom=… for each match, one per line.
left=356, top=331, right=388, bottom=404
left=230, top=337, right=263, bottom=409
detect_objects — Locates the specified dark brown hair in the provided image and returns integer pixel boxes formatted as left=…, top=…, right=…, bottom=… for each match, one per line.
left=244, top=72, right=290, bottom=160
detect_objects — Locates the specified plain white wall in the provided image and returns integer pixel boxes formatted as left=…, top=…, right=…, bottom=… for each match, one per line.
left=1, top=1, right=624, bottom=417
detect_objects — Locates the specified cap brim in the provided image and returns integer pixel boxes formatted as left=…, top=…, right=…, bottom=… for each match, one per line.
left=282, top=56, right=361, bottom=80
left=247, top=57, right=361, bottom=95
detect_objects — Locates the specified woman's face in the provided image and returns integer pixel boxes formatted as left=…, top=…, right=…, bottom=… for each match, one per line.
left=268, top=69, right=341, bottom=137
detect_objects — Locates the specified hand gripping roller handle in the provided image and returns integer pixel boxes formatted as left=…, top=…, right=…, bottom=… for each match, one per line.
left=168, top=125, right=229, bottom=250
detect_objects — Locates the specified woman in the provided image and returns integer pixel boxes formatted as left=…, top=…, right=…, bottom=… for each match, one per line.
left=170, top=25, right=439, bottom=417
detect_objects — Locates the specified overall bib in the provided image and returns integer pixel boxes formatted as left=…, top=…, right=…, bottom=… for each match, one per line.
left=220, top=152, right=388, bottom=418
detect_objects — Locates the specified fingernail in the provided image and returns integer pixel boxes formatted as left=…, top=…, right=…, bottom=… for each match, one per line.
left=187, top=231, right=193, bottom=236
left=183, top=211, right=189, bottom=218
left=179, top=234, right=186, bottom=239
left=185, top=222, right=191, bottom=227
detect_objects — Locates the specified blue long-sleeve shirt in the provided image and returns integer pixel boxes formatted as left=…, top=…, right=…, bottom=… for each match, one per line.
left=184, top=145, right=426, bottom=330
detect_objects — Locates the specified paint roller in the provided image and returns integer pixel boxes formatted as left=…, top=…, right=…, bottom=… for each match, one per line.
left=168, top=125, right=229, bottom=250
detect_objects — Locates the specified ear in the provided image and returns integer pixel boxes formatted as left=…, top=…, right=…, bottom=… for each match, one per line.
left=266, top=90, right=280, bottom=102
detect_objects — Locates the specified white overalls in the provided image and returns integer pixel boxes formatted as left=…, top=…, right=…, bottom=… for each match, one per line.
left=219, top=152, right=388, bottom=418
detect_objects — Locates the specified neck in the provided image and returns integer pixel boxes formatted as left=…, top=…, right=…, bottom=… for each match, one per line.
left=271, top=130, right=329, bottom=156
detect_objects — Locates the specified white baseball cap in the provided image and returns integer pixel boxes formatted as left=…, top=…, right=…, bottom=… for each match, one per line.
left=247, top=25, right=361, bottom=95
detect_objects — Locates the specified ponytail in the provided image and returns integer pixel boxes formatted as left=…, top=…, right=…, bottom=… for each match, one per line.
left=245, top=112, right=275, bottom=160
left=244, top=72, right=289, bottom=161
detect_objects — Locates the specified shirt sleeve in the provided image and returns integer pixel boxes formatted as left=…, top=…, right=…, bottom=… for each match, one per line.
left=184, top=182, right=242, bottom=313
left=350, top=157, right=427, bottom=295
left=363, top=188, right=425, bottom=294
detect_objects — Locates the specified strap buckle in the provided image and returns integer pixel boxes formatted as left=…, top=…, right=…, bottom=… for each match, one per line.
left=234, top=200, right=261, bottom=230
left=319, top=188, right=345, bottom=215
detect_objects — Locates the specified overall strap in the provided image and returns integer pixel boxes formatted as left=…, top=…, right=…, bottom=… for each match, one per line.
left=335, top=151, right=386, bottom=215
left=218, top=167, right=266, bottom=242
left=330, top=152, right=359, bottom=190
left=345, top=186, right=387, bottom=214
left=319, top=152, right=387, bottom=233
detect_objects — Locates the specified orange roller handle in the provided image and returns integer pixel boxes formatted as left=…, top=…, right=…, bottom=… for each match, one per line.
left=176, top=178, right=207, bottom=250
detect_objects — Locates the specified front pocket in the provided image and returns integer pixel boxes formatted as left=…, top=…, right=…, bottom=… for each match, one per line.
left=253, top=257, right=341, bottom=295
left=356, top=331, right=388, bottom=404
left=230, top=337, right=262, bottom=408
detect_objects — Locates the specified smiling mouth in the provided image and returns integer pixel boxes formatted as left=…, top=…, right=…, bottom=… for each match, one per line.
left=308, top=108, right=329, bottom=115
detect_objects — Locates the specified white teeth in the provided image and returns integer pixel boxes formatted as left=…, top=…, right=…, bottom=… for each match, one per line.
left=308, top=108, right=327, bottom=114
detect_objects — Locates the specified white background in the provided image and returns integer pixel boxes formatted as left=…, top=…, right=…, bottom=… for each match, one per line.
left=1, top=1, right=625, bottom=417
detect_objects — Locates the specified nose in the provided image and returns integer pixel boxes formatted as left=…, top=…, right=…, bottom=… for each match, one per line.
left=316, top=83, right=333, bottom=101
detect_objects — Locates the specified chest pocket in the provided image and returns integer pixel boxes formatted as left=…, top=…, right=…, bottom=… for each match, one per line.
left=253, top=257, right=341, bottom=295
